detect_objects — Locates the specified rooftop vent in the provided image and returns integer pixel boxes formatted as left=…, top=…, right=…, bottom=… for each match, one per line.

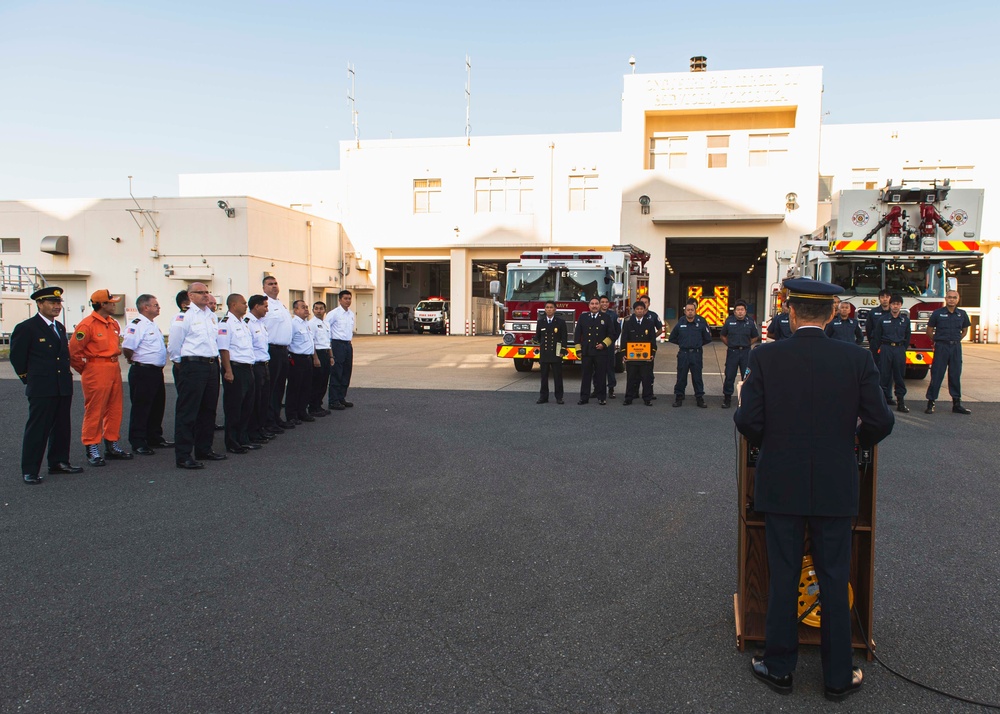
left=690, top=56, right=707, bottom=72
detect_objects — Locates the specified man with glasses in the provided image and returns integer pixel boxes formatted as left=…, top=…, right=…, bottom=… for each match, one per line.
left=10, top=286, right=83, bottom=484
left=260, top=276, right=294, bottom=429
left=122, top=294, right=173, bottom=455
left=69, top=289, right=132, bottom=466
left=924, top=289, right=973, bottom=415
left=326, top=290, right=356, bottom=411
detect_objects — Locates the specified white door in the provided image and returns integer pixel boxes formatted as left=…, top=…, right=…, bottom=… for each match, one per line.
left=355, top=293, right=373, bottom=334
left=58, top=280, right=90, bottom=332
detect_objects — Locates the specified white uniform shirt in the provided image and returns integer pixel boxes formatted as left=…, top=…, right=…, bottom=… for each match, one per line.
left=122, top=314, right=167, bottom=367
left=289, top=315, right=314, bottom=355
left=216, top=311, right=255, bottom=365
left=326, top=305, right=356, bottom=342
left=246, top=313, right=270, bottom=363
left=261, top=296, right=292, bottom=346
left=308, top=315, right=331, bottom=351
left=169, top=305, right=219, bottom=359
left=167, top=311, right=187, bottom=363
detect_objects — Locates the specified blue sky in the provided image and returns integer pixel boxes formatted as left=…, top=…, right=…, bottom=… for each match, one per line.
left=2, top=0, right=997, bottom=199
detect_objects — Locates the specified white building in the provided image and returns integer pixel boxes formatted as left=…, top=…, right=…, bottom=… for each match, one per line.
left=4, top=61, right=995, bottom=338
left=0, top=197, right=371, bottom=335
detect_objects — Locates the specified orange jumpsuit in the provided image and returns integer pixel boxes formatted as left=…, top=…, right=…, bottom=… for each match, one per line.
left=69, top=311, right=123, bottom=445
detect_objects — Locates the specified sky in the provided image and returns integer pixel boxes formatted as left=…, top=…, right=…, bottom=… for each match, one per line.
left=1, top=0, right=998, bottom=200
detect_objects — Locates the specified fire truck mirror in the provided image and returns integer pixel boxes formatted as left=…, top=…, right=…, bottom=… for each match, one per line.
left=489, top=280, right=501, bottom=296
left=612, top=281, right=624, bottom=298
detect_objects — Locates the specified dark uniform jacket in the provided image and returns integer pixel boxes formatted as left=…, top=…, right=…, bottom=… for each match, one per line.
left=574, top=311, right=615, bottom=356
left=535, top=316, right=568, bottom=363
left=864, top=306, right=887, bottom=344
left=10, top=314, right=74, bottom=398
left=928, top=307, right=970, bottom=342
left=668, top=315, right=712, bottom=348
left=622, top=315, right=657, bottom=356
left=825, top=317, right=864, bottom=344
left=721, top=316, right=759, bottom=347
left=766, top=312, right=792, bottom=341
left=600, top=309, right=622, bottom=346
left=734, top=329, right=894, bottom=517
left=871, top=312, right=911, bottom=346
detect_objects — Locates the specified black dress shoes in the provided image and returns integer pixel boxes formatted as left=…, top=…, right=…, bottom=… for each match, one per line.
left=48, top=462, right=84, bottom=474
left=644, top=400, right=653, bottom=406
left=240, top=443, right=263, bottom=450
left=536, top=398, right=549, bottom=404
left=23, top=474, right=44, bottom=484
left=598, top=400, right=607, bottom=405
left=214, top=424, right=225, bottom=431
left=340, top=400, right=354, bottom=408
left=623, top=399, right=633, bottom=405
left=824, top=667, right=863, bottom=702
left=577, top=399, right=589, bottom=405
left=226, top=446, right=248, bottom=455
left=176, top=458, right=205, bottom=470
left=134, top=447, right=156, bottom=456
left=276, top=420, right=295, bottom=429
left=330, top=403, right=346, bottom=411
left=195, top=451, right=227, bottom=461
left=299, top=414, right=316, bottom=422
left=608, top=389, right=616, bottom=399
left=556, top=399, right=564, bottom=404
left=150, top=439, right=175, bottom=448
left=750, top=657, right=792, bottom=695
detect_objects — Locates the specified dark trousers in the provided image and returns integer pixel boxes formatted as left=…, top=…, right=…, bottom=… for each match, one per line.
left=250, top=362, right=270, bottom=436
left=329, top=340, right=353, bottom=405
left=625, top=361, right=653, bottom=401
left=763, top=513, right=854, bottom=689
left=868, top=345, right=880, bottom=372
left=222, top=362, right=255, bottom=450
left=127, top=363, right=166, bottom=448
left=266, top=344, right=289, bottom=426
left=674, top=348, right=705, bottom=397
left=878, top=344, right=907, bottom=399
left=174, top=360, right=220, bottom=460
left=286, top=353, right=313, bottom=420
left=723, top=347, right=751, bottom=397
left=539, top=360, right=563, bottom=400
left=593, top=351, right=617, bottom=392
left=21, top=395, right=72, bottom=476
left=579, top=353, right=607, bottom=401
left=926, top=341, right=962, bottom=400
left=310, top=349, right=331, bottom=412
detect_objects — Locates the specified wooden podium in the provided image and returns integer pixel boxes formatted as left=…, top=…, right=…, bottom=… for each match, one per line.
left=734, top=433, right=877, bottom=660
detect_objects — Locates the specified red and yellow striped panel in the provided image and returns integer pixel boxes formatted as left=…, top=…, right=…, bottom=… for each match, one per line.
left=687, top=285, right=703, bottom=300
left=496, top=345, right=580, bottom=361
left=834, top=240, right=878, bottom=251
left=938, top=240, right=980, bottom=251
left=697, top=298, right=725, bottom=327
left=906, top=350, right=934, bottom=367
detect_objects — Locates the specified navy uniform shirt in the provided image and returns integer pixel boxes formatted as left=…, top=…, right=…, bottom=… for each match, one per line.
left=767, top=313, right=792, bottom=341
left=825, top=317, right=864, bottom=345
left=669, top=315, right=712, bottom=349
left=721, top=316, right=758, bottom=348
left=927, top=307, right=970, bottom=342
left=864, top=306, right=887, bottom=343
left=872, top=312, right=911, bottom=345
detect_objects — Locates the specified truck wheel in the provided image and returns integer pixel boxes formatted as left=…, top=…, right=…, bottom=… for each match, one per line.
left=905, top=365, right=929, bottom=380
left=513, top=358, right=534, bottom=373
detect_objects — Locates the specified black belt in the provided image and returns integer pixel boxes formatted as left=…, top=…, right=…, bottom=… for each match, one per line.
left=935, top=340, right=960, bottom=344
left=131, top=362, right=164, bottom=368
left=181, top=356, right=218, bottom=363
left=728, top=346, right=749, bottom=350
left=332, top=339, right=351, bottom=343
left=680, top=347, right=702, bottom=352
left=269, top=344, right=288, bottom=352
left=290, top=352, right=312, bottom=358
left=231, top=361, right=252, bottom=368
left=315, top=347, right=331, bottom=353
left=254, top=360, right=269, bottom=366
left=881, top=341, right=906, bottom=347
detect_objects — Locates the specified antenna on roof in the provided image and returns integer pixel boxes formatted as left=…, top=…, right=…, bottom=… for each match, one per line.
left=348, top=62, right=359, bottom=149
left=465, top=54, right=472, bottom=147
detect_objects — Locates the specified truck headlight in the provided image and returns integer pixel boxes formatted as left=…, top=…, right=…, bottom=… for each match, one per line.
left=502, top=333, right=515, bottom=345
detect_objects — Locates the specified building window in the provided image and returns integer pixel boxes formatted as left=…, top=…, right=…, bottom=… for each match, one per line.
left=568, top=175, right=598, bottom=212
left=650, top=136, right=688, bottom=169
left=288, top=289, right=305, bottom=307
left=475, top=176, right=534, bottom=213
left=1, top=238, right=20, bottom=253
left=851, top=167, right=880, bottom=190
left=748, top=133, right=788, bottom=167
left=707, top=135, right=729, bottom=169
left=901, top=165, right=974, bottom=183
left=413, top=178, right=442, bottom=213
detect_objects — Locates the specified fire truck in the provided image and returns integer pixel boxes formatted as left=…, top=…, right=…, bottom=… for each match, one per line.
left=496, top=245, right=650, bottom=372
left=787, top=179, right=983, bottom=378
left=686, top=281, right=733, bottom=332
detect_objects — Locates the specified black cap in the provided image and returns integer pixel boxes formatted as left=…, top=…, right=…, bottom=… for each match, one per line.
left=782, top=277, right=842, bottom=302
left=30, top=286, right=64, bottom=301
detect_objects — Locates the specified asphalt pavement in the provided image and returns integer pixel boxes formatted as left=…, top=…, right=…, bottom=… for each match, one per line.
left=1, top=344, right=999, bottom=713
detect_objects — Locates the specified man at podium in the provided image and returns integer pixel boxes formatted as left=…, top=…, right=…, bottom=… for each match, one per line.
left=734, top=278, right=894, bottom=702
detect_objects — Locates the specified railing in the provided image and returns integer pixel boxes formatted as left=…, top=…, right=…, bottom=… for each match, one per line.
left=0, top=264, right=46, bottom=294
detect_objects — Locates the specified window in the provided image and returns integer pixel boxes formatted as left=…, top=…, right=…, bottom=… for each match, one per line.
left=568, top=174, right=598, bottom=212
left=649, top=136, right=687, bottom=169
left=707, top=135, right=729, bottom=169
left=1, top=238, right=21, bottom=253
left=474, top=176, right=534, bottom=213
left=748, top=133, right=788, bottom=168
left=288, top=289, right=305, bottom=308
left=413, top=178, right=442, bottom=213
left=851, top=167, right=880, bottom=190
left=901, top=165, right=974, bottom=183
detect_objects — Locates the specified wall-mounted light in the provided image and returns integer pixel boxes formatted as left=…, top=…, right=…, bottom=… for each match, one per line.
left=218, top=200, right=235, bottom=218
left=785, top=192, right=798, bottom=211
left=639, top=195, right=651, bottom=215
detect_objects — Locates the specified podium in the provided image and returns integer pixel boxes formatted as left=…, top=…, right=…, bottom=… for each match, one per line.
left=734, top=433, right=877, bottom=660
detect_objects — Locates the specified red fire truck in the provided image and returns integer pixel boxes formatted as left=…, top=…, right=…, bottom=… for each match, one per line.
left=790, top=179, right=983, bottom=378
left=496, top=245, right=650, bottom=372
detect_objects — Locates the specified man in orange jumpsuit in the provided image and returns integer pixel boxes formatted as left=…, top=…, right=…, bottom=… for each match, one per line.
left=69, top=289, right=133, bottom=466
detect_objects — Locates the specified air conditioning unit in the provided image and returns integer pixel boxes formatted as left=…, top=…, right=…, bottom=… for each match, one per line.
left=356, top=259, right=370, bottom=271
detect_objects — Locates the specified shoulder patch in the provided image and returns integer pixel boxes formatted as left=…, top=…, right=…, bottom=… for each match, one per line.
left=131, top=318, right=141, bottom=324
left=126, top=327, right=136, bottom=334
left=175, top=314, right=186, bottom=322
left=244, top=317, right=250, bottom=323
left=75, top=331, right=86, bottom=340
left=220, top=316, right=229, bottom=322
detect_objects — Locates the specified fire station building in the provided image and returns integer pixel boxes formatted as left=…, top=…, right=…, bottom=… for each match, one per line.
left=2, top=61, right=996, bottom=338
